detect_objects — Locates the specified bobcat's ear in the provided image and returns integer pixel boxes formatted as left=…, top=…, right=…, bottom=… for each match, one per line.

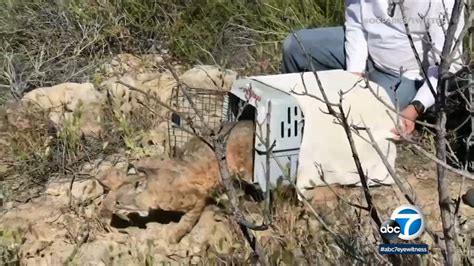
left=133, top=178, right=148, bottom=193
left=129, top=159, right=158, bottom=176
left=134, top=166, right=158, bottom=177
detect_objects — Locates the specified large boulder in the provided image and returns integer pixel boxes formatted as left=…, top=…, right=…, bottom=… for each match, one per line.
left=99, top=53, right=177, bottom=115
left=180, top=65, right=238, bottom=92
left=101, top=71, right=176, bottom=114
left=19, top=82, right=105, bottom=137
left=101, top=63, right=238, bottom=115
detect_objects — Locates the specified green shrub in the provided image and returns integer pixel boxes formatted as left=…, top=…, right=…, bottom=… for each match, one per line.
left=0, top=0, right=344, bottom=98
left=166, top=0, right=344, bottom=72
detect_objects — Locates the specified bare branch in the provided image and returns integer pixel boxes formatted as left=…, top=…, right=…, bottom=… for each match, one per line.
left=291, top=31, right=401, bottom=263
left=254, top=130, right=366, bottom=262
left=396, top=0, right=437, bottom=98
left=357, top=120, right=446, bottom=251
left=292, top=32, right=386, bottom=228
left=163, top=60, right=212, bottom=135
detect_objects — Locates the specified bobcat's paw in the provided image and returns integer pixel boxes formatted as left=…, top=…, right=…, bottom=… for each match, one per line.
left=166, top=223, right=188, bottom=244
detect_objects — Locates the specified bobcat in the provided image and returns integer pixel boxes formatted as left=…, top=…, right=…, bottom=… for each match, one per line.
left=106, top=120, right=255, bottom=243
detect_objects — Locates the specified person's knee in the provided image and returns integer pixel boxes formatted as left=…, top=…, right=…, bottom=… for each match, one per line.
left=282, top=29, right=311, bottom=68
left=283, top=28, right=336, bottom=59
left=282, top=27, right=344, bottom=73
left=281, top=30, right=305, bottom=73
left=282, top=30, right=299, bottom=59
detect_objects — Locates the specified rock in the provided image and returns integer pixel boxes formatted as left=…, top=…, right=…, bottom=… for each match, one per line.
left=71, top=180, right=104, bottom=203
left=19, top=239, right=74, bottom=266
left=28, top=222, right=63, bottom=242
left=98, top=53, right=177, bottom=116
left=189, top=208, right=234, bottom=252
left=74, top=103, right=103, bottom=137
left=180, top=65, right=238, bottom=91
left=80, top=153, right=129, bottom=178
left=46, top=179, right=103, bottom=204
left=72, top=240, right=146, bottom=265
left=101, top=71, right=176, bottom=114
left=3, top=201, right=14, bottom=210
left=4, top=104, right=40, bottom=131
left=22, top=82, right=103, bottom=123
left=18, top=82, right=105, bottom=137
left=1, top=199, right=60, bottom=227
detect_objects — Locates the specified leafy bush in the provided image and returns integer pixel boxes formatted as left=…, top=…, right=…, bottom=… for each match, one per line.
left=0, top=0, right=344, bottom=176
left=0, top=1, right=345, bottom=262
left=0, top=0, right=171, bottom=96
left=165, top=0, right=344, bottom=72
left=0, top=0, right=344, bottom=99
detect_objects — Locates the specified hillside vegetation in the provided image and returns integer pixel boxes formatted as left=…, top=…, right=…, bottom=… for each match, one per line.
left=0, top=1, right=377, bottom=265
left=3, top=1, right=474, bottom=265
left=0, top=0, right=344, bottom=100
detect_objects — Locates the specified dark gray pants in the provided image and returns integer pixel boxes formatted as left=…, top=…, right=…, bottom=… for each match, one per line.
left=281, top=26, right=421, bottom=109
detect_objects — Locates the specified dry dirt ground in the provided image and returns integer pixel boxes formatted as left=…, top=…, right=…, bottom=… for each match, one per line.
left=1, top=141, right=474, bottom=265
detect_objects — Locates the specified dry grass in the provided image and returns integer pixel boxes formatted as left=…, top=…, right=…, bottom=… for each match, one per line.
left=0, top=97, right=168, bottom=201
left=0, top=0, right=344, bottom=99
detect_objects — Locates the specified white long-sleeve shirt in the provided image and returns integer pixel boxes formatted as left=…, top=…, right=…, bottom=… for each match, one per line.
left=345, top=0, right=464, bottom=110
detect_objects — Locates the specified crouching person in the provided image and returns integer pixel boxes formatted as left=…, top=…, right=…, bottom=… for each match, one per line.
left=281, top=0, right=464, bottom=139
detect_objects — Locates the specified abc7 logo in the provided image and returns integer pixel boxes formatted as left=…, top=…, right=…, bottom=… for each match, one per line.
left=380, top=205, right=425, bottom=241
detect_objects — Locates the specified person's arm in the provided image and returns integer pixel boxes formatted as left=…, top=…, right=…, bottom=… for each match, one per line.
left=393, top=0, right=464, bottom=139
left=411, top=0, right=464, bottom=112
left=345, top=0, right=368, bottom=74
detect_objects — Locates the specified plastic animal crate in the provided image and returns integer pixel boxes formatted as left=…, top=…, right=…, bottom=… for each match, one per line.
left=226, top=78, right=304, bottom=191
left=167, top=78, right=304, bottom=191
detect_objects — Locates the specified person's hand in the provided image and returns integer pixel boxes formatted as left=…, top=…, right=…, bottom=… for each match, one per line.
left=391, top=105, right=418, bottom=141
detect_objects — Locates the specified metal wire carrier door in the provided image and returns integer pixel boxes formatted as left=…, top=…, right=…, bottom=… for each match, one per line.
left=167, top=85, right=228, bottom=156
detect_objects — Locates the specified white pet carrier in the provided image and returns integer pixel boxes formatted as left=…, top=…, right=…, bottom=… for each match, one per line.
left=168, top=70, right=396, bottom=193
left=225, top=78, right=304, bottom=191
left=225, top=70, right=397, bottom=192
